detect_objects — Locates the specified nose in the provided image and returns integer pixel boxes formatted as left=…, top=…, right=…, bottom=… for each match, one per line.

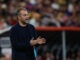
left=26, top=15, right=30, bottom=19
left=26, top=15, right=29, bottom=17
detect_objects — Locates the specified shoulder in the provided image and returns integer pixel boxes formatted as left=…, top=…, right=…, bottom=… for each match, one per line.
left=28, top=23, right=35, bottom=28
left=28, top=23, right=36, bottom=30
left=10, top=23, right=19, bottom=31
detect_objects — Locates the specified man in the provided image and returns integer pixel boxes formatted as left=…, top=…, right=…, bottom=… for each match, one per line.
left=10, top=8, right=46, bottom=60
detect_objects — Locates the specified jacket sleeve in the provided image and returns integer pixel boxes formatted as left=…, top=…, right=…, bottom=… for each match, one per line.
left=29, top=26, right=39, bottom=47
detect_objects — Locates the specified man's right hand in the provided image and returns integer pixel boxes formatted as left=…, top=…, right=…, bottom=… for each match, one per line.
left=36, top=36, right=46, bottom=44
left=30, top=36, right=46, bottom=46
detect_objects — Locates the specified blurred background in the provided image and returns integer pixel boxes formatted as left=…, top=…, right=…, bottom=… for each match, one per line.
left=0, top=0, right=80, bottom=60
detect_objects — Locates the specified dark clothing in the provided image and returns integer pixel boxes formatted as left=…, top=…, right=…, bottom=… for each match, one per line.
left=10, top=23, right=37, bottom=60
left=0, top=47, right=1, bottom=56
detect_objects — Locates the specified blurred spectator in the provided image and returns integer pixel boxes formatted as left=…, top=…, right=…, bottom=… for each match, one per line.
left=0, top=54, right=5, bottom=60
left=76, top=50, right=80, bottom=60
left=37, top=55, right=42, bottom=60
left=43, top=0, right=51, bottom=7
left=66, top=57, right=71, bottom=60
left=0, top=17, right=8, bottom=30
left=0, top=0, right=80, bottom=27
left=51, top=0, right=60, bottom=10
left=29, top=12, right=43, bottom=26
left=4, top=53, right=11, bottom=60
left=68, top=0, right=74, bottom=13
left=10, top=16, right=17, bottom=26
left=25, top=0, right=34, bottom=11
left=58, top=0, right=67, bottom=5
left=68, top=16, right=80, bottom=27
left=5, top=16, right=11, bottom=26
left=42, top=51, right=54, bottom=60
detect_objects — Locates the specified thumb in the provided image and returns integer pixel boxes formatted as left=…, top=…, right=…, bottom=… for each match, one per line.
left=38, top=36, right=41, bottom=39
left=31, top=37, right=34, bottom=40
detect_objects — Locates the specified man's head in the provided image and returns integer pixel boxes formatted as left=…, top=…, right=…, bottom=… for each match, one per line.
left=17, top=7, right=29, bottom=24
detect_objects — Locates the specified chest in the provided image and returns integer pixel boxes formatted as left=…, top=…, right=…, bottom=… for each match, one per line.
left=16, top=27, right=32, bottom=40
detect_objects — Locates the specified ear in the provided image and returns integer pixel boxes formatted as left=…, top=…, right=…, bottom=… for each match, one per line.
left=18, top=15, right=20, bottom=19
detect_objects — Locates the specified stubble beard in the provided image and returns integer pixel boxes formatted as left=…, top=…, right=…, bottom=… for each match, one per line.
left=21, top=20, right=29, bottom=25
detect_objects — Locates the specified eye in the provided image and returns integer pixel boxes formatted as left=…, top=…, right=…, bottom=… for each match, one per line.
left=23, top=14, right=28, bottom=16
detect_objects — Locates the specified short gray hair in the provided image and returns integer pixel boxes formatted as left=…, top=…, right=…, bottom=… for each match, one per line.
left=16, top=7, right=27, bottom=16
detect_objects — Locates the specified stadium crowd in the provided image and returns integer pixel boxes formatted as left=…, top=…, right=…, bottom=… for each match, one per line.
left=0, top=0, right=80, bottom=30
left=0, top=0, right=80, bottom=60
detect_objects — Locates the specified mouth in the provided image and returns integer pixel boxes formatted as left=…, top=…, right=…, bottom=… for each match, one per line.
left=25, top=19, right=29, bottom=21
left=25, top=18, right=29, bottom=20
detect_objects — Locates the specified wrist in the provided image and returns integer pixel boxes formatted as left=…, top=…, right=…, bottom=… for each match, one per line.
left=35, top=40, right=38, bottom=45
left=30, top=40, right=38, bottom=46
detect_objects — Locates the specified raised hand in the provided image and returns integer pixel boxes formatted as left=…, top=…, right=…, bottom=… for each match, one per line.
left=30, top=36, right=46, bottom=46
left=36, top=36, right=46, bottom=44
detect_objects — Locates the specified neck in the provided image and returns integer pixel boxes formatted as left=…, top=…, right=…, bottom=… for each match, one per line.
left=18, top=20, right=27, bottom=27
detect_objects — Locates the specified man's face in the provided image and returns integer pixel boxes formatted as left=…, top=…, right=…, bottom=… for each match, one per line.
left=18, top=10, right=29, bottom=24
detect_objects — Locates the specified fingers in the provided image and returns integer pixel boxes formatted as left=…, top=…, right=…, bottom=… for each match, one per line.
left=39, top=39, right=46, bottom=44
left=37, top=38, right=46, bottom=44
left=42, top=38, right=46, bottom=43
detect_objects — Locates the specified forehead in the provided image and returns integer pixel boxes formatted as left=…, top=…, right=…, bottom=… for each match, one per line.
left=20, top=10, right=28, bottom=14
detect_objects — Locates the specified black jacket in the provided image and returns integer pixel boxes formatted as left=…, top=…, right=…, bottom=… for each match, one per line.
left=10, top=23, right=37, bottom=60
